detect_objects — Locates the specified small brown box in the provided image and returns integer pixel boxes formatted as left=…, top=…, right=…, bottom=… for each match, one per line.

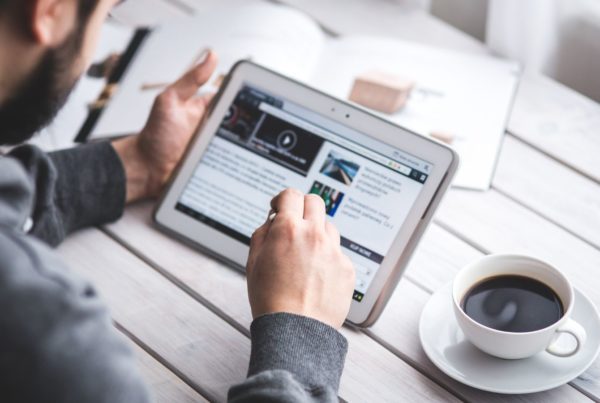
left=348, top=71, right=414, bottom=114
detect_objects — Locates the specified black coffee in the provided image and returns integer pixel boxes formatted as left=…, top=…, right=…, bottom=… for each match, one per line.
left=462, top=275, right=564, bottom=332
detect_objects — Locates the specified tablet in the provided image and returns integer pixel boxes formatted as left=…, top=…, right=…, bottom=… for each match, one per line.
left=154, top=61, right=458, bottom=327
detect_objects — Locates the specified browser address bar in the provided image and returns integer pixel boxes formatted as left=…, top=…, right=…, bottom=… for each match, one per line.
left=258, top=102, right=412, bottom=176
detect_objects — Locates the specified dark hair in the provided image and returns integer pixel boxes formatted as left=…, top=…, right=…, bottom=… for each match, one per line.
left=0, top=0, right=101, bottom=145
left=75, top=0, right=102, bottom=22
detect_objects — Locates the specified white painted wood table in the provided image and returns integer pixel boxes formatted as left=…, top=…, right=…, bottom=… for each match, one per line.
left=56, top=1, right=600, bottom=401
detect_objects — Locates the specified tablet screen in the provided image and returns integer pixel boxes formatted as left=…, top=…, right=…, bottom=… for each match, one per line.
left=176, top=85, right=432, bottom=302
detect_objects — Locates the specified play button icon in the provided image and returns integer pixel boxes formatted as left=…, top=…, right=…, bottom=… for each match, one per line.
left=276, top=130, right=298, bottom=151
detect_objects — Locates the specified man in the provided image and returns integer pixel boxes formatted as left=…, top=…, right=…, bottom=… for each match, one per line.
left=0, top=0, right=356, bottom=402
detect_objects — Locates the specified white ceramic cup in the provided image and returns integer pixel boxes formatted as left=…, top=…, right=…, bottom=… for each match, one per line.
left=452, top=254, right=587, bottom=360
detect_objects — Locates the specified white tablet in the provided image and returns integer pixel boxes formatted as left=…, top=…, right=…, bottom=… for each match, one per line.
left=155, top=61, right=458, bottom=327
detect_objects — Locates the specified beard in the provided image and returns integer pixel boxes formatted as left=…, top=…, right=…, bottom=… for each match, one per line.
left=0, top=28, right=83, bottom=146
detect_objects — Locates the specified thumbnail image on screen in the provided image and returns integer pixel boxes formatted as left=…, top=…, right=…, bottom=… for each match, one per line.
left=217, top=87, right=324, bottom=176
left=319, top=150, right=360, bottom=185
left=308, top=181, right=345, bottom=217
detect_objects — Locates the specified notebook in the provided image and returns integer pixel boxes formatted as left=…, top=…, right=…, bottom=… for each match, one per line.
left=89, top=3, right=520, bottom=190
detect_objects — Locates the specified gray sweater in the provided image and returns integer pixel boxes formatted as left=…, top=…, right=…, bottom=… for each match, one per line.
left=0, top=142, right=347, bottom=403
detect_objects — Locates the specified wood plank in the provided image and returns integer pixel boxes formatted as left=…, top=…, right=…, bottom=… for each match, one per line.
left=342, top=327, right=459, bottom=402
left=130, top=337, right=207, bottom=402
left=57, top=228, right=250, bottom=402
left=493, top=136, right=600, bottom=249
left=104, top=203, right=464, bottom=402
left=404, top=224, right=482, bottom=292
left=437, top=189, right=600, bottom=308
left=507, top=73, right=600, bottom=183
left=107, top=203, right=592, bottom=402
left=435, top=188, right=600, bottom=399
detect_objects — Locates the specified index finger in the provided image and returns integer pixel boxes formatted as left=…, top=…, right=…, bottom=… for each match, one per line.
left=270, top=188, right=304, bottom=218
left=169, top=50, right=218, bottom=100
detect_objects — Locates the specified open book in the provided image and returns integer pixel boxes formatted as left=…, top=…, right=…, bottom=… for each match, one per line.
left=91, top=3, right=520, bottom=190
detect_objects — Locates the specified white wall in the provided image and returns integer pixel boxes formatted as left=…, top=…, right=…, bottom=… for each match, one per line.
left=430, top=0, right=488, bottom=41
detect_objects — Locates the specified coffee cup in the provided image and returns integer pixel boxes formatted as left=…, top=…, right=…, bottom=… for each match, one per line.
left=452, top=254, right=586, bottom=359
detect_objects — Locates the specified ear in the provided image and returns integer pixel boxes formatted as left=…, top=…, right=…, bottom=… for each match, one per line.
left=29, top=0, right=78, bottom=46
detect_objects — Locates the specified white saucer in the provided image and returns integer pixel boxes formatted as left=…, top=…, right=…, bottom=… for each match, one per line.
left=419, top=282, right=600, bottom=394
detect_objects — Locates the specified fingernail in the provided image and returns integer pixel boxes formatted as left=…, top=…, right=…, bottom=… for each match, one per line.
left=266, top=209, right=277, bottom=224
left=195, top=48, right=210, bottom=66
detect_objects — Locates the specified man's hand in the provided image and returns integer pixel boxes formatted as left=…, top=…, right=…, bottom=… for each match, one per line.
left=247, top=189, right=356, bottom=329
left=112, top=50, right=218, bottom=203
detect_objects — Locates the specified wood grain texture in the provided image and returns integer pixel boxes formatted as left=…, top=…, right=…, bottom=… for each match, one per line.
left=507, top=74, right=600, bottom=183
left=130, top=338, right=207, bottom=402
left=404, top=224, right=482, bottom=292
left=437, top=189, right=600, bottom=309
left=493, top=136, right=600, bottom=249
left=104, top=203, right=462, bottom=402
left=57, top=228, right=250, bottom=402
left=105, top=203, right=596, bottom=402
left=103, top=203, right=599, bottom=402
left=436, top=188, right=600, bottom=399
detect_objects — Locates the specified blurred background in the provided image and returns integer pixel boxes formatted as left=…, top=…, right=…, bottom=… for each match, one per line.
left=111, top=0, right=600, bottom=101
left=39, top=0, right=599, bottom=190
left=427, top=0, right=600, bottom=103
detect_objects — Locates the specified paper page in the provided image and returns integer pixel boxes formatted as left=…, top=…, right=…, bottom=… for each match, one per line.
left=109, top=0, right=196, bottom=26
left=91, top=3, right=325, bottom=139
left=110, top=0, right=231, bottom=26
left=311, top=36, right=521, bottom=190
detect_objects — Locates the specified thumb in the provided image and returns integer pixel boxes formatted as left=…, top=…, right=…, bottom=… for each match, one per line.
left=168, top=50, right=218, bottom=101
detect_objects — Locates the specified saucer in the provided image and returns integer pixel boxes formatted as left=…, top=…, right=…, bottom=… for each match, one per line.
left=419, top=282, right=600, bottom=394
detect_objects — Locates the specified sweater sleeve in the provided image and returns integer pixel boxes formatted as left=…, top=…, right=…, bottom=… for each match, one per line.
left=0, top=229, right=151, bottom=403
left=0, top=151, right=150, bottom=403
left=228, top=313, right=348, bottom=402
left=8, top=142, right=126, bottom=246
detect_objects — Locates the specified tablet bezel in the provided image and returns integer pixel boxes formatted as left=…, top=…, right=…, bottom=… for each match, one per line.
left=154, top=61, right=458, bottom=327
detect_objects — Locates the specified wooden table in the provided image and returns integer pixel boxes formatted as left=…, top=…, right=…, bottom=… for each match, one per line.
left=56, top=1, right=600, bottom=401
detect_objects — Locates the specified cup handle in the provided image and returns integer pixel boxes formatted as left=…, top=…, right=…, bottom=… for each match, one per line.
left=546, top=318, right=587, bottom=357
